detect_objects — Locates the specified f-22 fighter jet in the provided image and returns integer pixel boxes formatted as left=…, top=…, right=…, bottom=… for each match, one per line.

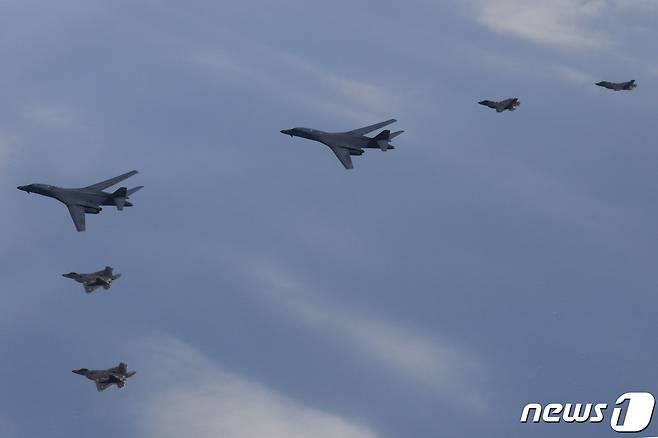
left=596, top=79, right=637, bottom=91
left=281, top=119, right=403, bottom=169
left=63, top=266, right=121, bottom=294
left=17, top=170, right=143, bottom=232
left=73, top=362, right=136, bottom=391
left=478, top=98, right=520, bottom=113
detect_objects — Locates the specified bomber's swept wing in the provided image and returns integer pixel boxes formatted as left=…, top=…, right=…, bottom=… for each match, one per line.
left=67, top=205, right=86, bottom=232
left=346, top=119, right=396, bottom=136
left=84, top=170, right=138, bottom=191
left=329, top=146, right=354, bottom=170
left=478, top=100, right=497, bottom=109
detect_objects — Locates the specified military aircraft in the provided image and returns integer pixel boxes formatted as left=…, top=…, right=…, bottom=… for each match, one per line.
left=62, top=266, right=121, bottom=294
left=72, top=362, right=136, bottom=391
left=280, top=119, right=403, bottom=169
left=596, top=79, right=637, bottom=91
left=478, top=98, right=520, bottom=113
left=17, top=170, right=143, bottom=232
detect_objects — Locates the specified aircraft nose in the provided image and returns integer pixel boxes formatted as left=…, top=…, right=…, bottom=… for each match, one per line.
left=280, top=129, right=293, bottom=137
left=17, top=185, right=29, bottom=192
left=72, top=369, right=84, bottom=375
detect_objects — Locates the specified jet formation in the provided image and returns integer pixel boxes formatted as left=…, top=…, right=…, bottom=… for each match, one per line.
left=63, top=266, right=121, bottom=294
left=596, top=79, right=637, bottom=91
left=478, top=98, right=520, bottom=113
left=281, top=119, right=403, bottom=169
left=72, top=362, right=136, bottom=391
left=18, top=170, right=143, bottom=232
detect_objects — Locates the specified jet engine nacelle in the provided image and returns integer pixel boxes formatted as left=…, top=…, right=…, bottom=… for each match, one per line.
left=84, top=206, right=102, bottom=214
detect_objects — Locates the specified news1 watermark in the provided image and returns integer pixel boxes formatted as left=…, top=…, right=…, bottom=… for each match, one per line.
left=521, top=392, right=656, bottom=433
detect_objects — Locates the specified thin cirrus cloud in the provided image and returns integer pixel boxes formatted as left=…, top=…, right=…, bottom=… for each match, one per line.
left=221, top=252, right=487, bottom=409
left=189, top=45, right=402, bottom=124
left=134, top=336, right=381, bottom=438
left=22, top=104, right=84, bottom=130
left=468, top=0, right=609, bottom=50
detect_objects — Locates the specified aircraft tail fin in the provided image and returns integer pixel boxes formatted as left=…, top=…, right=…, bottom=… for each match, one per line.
left=103, top=266, right=113, bottom=276
left=389, top=130, right=404, bottom=140
left=111, top=187, right=128, bottom=211
left=370, top=130, right=392, bottom=151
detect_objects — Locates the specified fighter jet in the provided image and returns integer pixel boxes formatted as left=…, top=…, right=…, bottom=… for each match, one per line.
left=72, top=362, right=136, bottom=392
left=596, top=79, right=637, bottom=91
left=17, top=170, right=143, bottom=232
left=478, top=98, right=520, bottom=113
left=62, top=266, right=121, bottom=294
left=280, top=119, right=403, bottom=169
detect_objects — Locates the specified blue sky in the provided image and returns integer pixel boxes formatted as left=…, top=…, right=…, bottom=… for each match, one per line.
left=2, top=1, right=658, bottom=437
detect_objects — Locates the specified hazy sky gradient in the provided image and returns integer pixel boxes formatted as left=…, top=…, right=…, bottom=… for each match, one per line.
left=2, top=1, right=658, bottom=437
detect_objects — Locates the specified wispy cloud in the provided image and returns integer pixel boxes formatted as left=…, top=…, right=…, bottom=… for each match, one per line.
left=468, top=0, right=609, bottom=50
left=464, top=45, right=598, bottom=86
left=0, top=132, right=17, bottom=168
left=22, top=103, right=83, bottom=129
left=190, top=45, right=401, bottom=123
left=221, top=252, right=487, bottom=409
left=134, top=336, right=380, bottom=438
left=552, top=64, right=597, bottom=85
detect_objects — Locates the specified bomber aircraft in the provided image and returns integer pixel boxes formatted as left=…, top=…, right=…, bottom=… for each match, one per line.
left=18, top=170, right=143, bottom=232
left=280, top=119, right=403, bottom=169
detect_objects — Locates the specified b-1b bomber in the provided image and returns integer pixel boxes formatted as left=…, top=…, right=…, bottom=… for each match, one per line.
left=281, top=119, right=404, bottom=169
left=62, top=266, right=121, bottom=294
left=17, top=170, right=143, bottom=232
left=72, top=362, right=136, bottom=391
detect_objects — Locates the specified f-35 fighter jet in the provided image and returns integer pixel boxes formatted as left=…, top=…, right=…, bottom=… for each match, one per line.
left=63, top=266, right=121, bottom=294
left=17, top=170, right=143, bottom=232
left=73, top=362, right=136, bottom=392
left=280, top=119, right=403, bottom=169
left=596, top=79, right=637, bottom=91
left=478, top=98, right=520, bottom=113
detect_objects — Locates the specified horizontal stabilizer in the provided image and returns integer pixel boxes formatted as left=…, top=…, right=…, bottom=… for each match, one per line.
left=389, top=130, right=404, bottom=139
left=127, top=186, right=144, bottom=196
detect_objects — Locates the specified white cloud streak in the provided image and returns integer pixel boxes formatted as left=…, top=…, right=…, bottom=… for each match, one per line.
left=135, top=336, right=380, bottom=438
left=22, top=103, right=83, bottom=129
left=469, top=0, right=609, bottom=49
left=220, top=253, right=487, bottom=409
left=190, top=46, right=401, bottom=123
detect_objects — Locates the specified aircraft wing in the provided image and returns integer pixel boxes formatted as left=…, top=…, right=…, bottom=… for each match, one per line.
left=95, top=381, right=112, bottom=392
left=329, top=146, right=354, bottom=170
left=84, top=170, right=138, bottom=191
left=346, top=119, right=396, bottom=136
left=478, top=100, right=497, bottom=109
left=67, top=205, right=86, bottom=232
left=84, top=284, right=100, bottom=294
